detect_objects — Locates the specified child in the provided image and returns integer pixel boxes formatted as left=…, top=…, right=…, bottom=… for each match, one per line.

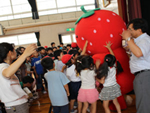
left=51, top=42, right=55, bottom=48
left=68, top=49, right=80, bottom=61
left=31, top=50, right=46, bottom=93
left=62, top=54, right=81, bottom=113
left=60, top=43, right=64, bottom=49
left=41, top=57, right=70, bottom=113
left=67, top=44, right=71, bottom=53
left=38, top=46, right=46, bottom=58
left=54, top=50, right=65, bottom=72
left=96, top=42, right=122, bottom=113
left=75, top=55, right=99, bottom=113
left=46, top=47, right=53, bottom=55
left=25, top=56, right=32, bottom=76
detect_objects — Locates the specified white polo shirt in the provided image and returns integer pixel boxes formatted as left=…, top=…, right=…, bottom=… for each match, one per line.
left=129, top=33, right=150, bottom=73
left=0, top=63, right=27, bottom=107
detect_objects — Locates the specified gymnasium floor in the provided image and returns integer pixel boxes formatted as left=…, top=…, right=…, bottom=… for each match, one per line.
left=29, top=92, right=136, bottom=113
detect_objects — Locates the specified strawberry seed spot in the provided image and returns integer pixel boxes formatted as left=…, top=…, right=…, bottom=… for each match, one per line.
left=90, top=42, right=92, bottom=46
left=112, top=13, right=116, bottom=16
left=88, top=51, right=91, bottom=53
left=110, top=34, right=113, bottom=38
left=106, top=19, right=110, bottom=22
left=93, top=30, right=97, bottom=33
left=98, top=18, right=101, bottom=21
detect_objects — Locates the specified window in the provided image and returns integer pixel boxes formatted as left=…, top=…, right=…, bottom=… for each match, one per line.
left=72, top=34, right=76, bottom=42
left=0, top=36, right=18, bottom=45
left=76, top=0, right=94, bottom=5
left=0, top=0, right=95, bottom=21
left=61, top=33, right=76, bottom=44
left=58, top=7, right=76, bottom=13
left=0, top=33, right=37, bottom=46
left=37, top=0, right=56, bottom=10
left=62, top=35, right=72, bottom=44
left=12, top=4, right=31, bottom=14
left=77, top=5, right=95, bottom=11
left=57, top=0, right=76, bottom=8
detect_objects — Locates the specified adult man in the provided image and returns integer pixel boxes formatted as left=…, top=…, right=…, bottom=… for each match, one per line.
left=122, top=18, right=150, bottom=113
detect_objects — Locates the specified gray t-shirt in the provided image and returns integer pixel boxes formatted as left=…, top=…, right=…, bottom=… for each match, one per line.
left=56, top=60, right=65, bottom=72
left=44, top=71, right=70, bottom=106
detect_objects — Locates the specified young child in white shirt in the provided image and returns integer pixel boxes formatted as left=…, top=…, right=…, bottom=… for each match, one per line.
left=96, top=42, right=123, bottom=113
left=62, top=54, right=81, bottom=113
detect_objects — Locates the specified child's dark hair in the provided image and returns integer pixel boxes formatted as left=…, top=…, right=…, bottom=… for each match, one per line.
left=46, top=47, right=53, bottom=52
left=0, top=43, right=14, bottom=63
left=96, top=54, right=123, bottom=79
left=52, top=47, right=57, bottom=50
left=41, top=57, right=54, bottom=70
left=65, top=59, right=72, bottom=67
left=48, top=53, right=54, bottom=58
left=54, top=50, right=62, bottom=59
left=51, top=42, right=55, bottom=46
left=38, top=46, right=45, bottom=52
left=22, top=76, right=34, bottom=84
left=63, top=51, right=67, bottom=55
left=60, top=42, right=63, bottom=45
left=75, top=55, right=94, bottom=74
left=68, top=50, right=80, bottom=57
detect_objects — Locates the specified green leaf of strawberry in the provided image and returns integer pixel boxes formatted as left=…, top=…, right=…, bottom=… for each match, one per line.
left=75, top=5, right=100, bottom=25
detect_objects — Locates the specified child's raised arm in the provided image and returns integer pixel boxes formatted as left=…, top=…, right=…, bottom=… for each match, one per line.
left=95, top=59, right=101, bottom=69
left=81, top=40, right=88, bottom=55
left=104, top=41, right=114, bottom=56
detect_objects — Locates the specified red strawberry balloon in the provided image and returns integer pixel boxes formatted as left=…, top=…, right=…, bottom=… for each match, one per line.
left=75, top=6, right=135, bottom=110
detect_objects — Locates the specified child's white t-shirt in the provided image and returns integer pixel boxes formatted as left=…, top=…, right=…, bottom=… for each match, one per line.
left=66, top=64, right=81, bottom=82
left=103, top=67, right=117, bottom=87
left=80, top=69, right=96, bottom=89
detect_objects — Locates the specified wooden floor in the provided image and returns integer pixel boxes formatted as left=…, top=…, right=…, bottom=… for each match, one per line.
left=29, top=92, right=136, bottom=113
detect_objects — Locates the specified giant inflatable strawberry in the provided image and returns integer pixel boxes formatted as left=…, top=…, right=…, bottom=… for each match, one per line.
left=75, top=6, right=135, bottom=110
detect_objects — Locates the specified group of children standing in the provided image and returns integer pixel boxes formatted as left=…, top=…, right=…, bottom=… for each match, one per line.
left=41, top=41, right=123, bottom=113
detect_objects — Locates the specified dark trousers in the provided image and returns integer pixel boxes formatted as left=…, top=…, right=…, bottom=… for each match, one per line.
left=134, top=71, right=150, bottom=113
left=53, top=104, right=69, bottom=113
left=36, top=74, right=47, bottom=91
left=36, top=74, right=43, bottom=90
left=0, top=102, right=6, bottom=113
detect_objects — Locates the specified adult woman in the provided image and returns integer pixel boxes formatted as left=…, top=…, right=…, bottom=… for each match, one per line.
left=0, top=43, right=36, bottom=113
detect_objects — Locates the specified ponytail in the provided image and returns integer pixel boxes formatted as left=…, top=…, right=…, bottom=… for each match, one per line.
left=75, top=59, right=83, bottom=75
left=116, top=60, right=123, bottom=74
left=96, top=61, right=109, bottom=79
